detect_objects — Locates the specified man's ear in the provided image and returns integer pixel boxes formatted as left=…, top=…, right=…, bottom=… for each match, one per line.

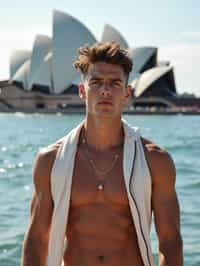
left=124, top=85, right=133, bottom=99
left=79, top=83, right=86, bottom=100
left=122, top=85, right=133, bottom=106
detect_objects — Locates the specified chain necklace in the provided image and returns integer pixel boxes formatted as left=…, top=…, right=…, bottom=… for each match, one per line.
left=82, top=132, right=120, bottom=191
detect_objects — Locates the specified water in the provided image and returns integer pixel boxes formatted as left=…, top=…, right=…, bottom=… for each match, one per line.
left=0, top=113, right=200, bottom=265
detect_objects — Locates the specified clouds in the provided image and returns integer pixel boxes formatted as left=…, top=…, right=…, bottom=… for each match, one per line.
left=159, top=44, right=200, bottom=96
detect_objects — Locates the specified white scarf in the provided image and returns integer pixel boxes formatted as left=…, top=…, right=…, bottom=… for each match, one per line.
left=47, top=120, right=154, bottom=266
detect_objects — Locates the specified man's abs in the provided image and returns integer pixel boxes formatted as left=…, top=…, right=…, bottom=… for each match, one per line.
left=64, top=203, right=143, bottom=266
left=64, top=239, right=143, bottom=266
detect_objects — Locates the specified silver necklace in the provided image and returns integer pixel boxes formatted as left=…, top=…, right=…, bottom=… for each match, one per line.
left=82, top=135, right=120, bottom=191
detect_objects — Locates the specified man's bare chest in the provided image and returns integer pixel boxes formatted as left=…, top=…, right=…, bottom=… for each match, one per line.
left=69, top=149, right=129, bottom=208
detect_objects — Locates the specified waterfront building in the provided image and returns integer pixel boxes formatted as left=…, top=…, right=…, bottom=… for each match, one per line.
left=0, top=9, right=199, bottom=113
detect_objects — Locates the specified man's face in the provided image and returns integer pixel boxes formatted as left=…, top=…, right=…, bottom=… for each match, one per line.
left=79, top=62, right=131, bottom=118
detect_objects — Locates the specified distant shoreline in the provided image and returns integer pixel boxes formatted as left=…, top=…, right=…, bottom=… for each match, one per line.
left=1, top=108, right=200, bottom=115
left=1, top=84, right=200, bottom=115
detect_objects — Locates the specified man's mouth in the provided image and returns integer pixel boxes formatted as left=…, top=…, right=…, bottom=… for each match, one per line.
left=98, top=100, right=113, bottom=105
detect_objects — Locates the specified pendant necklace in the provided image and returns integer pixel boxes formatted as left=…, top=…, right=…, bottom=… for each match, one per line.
left=82, top=134, right=120, bottom=191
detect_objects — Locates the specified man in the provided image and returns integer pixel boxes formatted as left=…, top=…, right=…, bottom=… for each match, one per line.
left=21, top=42, right=183, bottom=266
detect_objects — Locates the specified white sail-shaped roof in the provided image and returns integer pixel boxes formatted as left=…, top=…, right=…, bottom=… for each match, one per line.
left=128, top=47, right=157, bottom=83
left=101, top=24, right=129, bottom=49
left=132, top=66, right=173, bottom=97
left=10, top=50, right=31, bottom=79
left=11, top=60, right=31, bottom=90
left=28, top=35, right=52, bottom=90
left=52, top=10, right=97, bottom=94
left=28, top=52, right=53, bottom=92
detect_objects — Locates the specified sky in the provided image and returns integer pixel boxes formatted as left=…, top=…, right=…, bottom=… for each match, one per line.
left=1, top=0, right=200, bottom=95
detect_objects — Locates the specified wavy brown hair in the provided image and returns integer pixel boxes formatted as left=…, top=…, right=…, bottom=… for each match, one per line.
left=74, top=42, right=133, bottom=79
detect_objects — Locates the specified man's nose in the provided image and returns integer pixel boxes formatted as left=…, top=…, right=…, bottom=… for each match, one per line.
left=100, top=83, right=112, bottom=96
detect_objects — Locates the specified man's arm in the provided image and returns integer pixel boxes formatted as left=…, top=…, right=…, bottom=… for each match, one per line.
left=21, top=144, right=58, bottom=266
left=143, top=140, right=183, bottom=266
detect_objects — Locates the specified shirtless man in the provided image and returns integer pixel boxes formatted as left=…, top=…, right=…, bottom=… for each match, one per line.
left=21, top=42, right=183, bottom=266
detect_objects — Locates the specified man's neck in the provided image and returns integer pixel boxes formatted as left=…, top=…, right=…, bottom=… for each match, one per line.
left=83, top=115, right=124, bottom=151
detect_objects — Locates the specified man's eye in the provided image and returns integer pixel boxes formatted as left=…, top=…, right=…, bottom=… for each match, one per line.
left=90, top=80, right=101, bottom=85
left=113, top=81, right=121, bottom=86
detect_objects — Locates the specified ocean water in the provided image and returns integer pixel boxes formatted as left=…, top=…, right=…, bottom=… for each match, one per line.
left=0, top=113, right=200, bottom=265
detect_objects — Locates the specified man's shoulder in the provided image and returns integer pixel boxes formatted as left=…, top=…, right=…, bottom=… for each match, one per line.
left=141, top=137, right=175, bottom=182
left=33, top=140, right=64, bottom=180
left=38, top=140, right=63, bottom=160
left=141, top=137, right=170, bottom=159
left=141, top=137, right=167, bottom=155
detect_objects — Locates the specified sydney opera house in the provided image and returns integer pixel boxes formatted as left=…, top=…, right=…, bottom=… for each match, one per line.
left=0, top=9, right=200, bottom=113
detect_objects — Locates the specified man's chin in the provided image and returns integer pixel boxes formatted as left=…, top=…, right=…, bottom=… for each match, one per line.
left=96, top=104, right=114, bottom=112
left=95, top=109, right=119, bottom=118
left=87, top=106, right=121, bottom=118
